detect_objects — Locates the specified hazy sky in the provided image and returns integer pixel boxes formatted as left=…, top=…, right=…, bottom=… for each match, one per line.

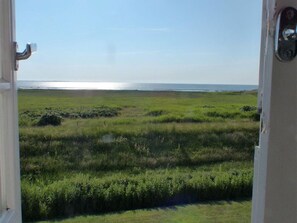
left=16, top=0, right=262, bottom=84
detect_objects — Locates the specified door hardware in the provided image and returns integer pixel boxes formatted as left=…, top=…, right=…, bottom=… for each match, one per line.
left=275, top=7, right=297, bottom=62
left=14, top=42, right=37, bottom=70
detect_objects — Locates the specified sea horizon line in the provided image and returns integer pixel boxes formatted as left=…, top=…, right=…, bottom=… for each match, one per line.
left=17, top=81, right=258, bottom=92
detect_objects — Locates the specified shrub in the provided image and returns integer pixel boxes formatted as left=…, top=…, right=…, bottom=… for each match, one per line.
left=18, top=115, right=32, bottom=127
left=205, top=111, right=240, bottom=119
left=151, top=115, right=206, bottom=123
left=249, top=112, right=260, bottom=121
left=96, top=106, right=119, bottom=117
left=146, top=110, right=166, bottom=117
left=77, top=106, right=120, bottom=118
left=240, top=105, right=257, bottom=112
left=37, top=113, right=62, bottom=126
left=46, top=106, right=120, bottom=119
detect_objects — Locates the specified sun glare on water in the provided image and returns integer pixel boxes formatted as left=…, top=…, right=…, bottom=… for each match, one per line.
left=38, top=82, right=130, bottom=90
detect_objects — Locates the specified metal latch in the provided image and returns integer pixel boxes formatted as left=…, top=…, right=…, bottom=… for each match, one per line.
left=275, top=7, right=297, bottom=62
left=14, top=42, right=37, bottom=70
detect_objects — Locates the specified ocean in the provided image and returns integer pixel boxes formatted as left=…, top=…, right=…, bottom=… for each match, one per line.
left=17, top=81, right=258, bottom=92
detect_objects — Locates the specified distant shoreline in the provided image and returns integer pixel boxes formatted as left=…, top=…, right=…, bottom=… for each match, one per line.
left=17, top=81, right=258, bottom=92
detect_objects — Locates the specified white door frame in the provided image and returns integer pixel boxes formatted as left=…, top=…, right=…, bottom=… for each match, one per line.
left=0, top=0, right=22, bottom=222
left=252, top=0, right=297, bottom=222
left=0, top=0, right=296, bottom=223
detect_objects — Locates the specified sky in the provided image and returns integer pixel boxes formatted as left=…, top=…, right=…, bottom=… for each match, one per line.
left=16, top=0, right=262, bottom=84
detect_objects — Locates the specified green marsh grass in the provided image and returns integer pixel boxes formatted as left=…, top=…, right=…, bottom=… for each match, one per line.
left=36, top=200, right=251, bottom=223
left=18, top=90, right=258, bottom=221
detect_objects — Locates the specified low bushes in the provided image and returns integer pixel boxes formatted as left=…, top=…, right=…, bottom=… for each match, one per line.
left=19, top=106, right=120, bottom=127
left=240, top=105, right=257, bottom=112
left=205, top=111, right=241, bottom=119
left=22, top=170, right=253, bottom=221
left=37, top=113, right=62, bottom=126
left=249, top=112, right=260, bottom=121
left=146, top=110, right=167, bottom=117
left=65, top=106, right=120, bottom=118
left=152, top=115, right=205, bottom=123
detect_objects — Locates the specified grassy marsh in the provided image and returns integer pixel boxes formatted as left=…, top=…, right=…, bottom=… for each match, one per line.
left=19, top=90, right=258, bottom=221
left=37, top=200, right=251, bottom=223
